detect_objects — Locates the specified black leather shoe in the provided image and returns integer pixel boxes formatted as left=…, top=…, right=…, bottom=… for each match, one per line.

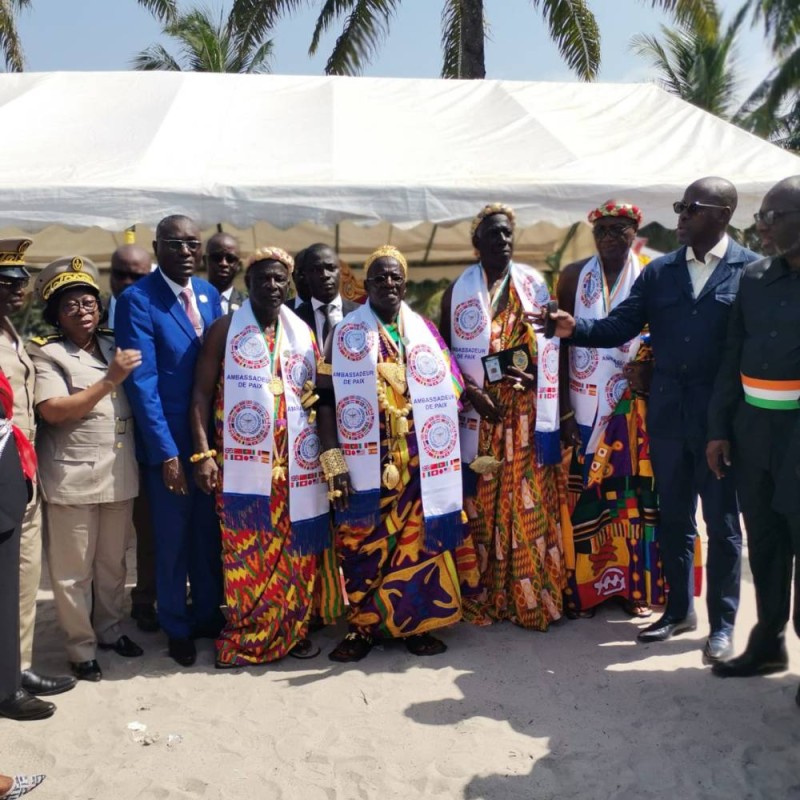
left=711, top=646, right=789, bottom=678
left=131, top=603, right=160, bottom=633
left=637, top=612, right=698, bottom=643
left=0, top=689, right=55, bottom=721
left=98, top=635, right=144, bottom=658
left=702, top=631, right=734, bottom=665
left=20, top=669, right=76, bottom=697
left=70, top=660, right=102, bottom=682
left=168, top=638, right=196, bottom=667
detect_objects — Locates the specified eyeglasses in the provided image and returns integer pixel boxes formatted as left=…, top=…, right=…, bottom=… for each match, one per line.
left=207, top=252, right=240, bottom=265
left=366, top=274, right=405, bottom=286
left=61, top=298, right=98, bottom=316
left=673, top=201, right=730, bottom=215
left=0, top=277, right=29, bottom=290
left=111, top=269, right=147, bottom=281
left=159, top=238, right=202, bottom=253
left=753, top=209, right=800, bottom=226
left=593, top=225, right=634, bottom=240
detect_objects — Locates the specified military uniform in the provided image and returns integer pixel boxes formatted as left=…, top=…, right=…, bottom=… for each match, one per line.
left=708, top=255, right=800, bottom=657
left=0, top=239, right=42, bottom=676
left=29, top=258, right=139, bottom=665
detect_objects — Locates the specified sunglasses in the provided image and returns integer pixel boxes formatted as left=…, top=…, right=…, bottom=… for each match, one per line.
left=0, top=277, right=29, bottom=289
left=207, top=252, right=240, bottom=265
left=366, top=274, right=405, bottom=286
left=753, top=209, right=800, bottom=226
left=593, top=224, right=634, bottom=240
left=673, top=201, right=730, bottom=215
left=111, top=269, right=147, bottom=281
left=159, top=238, right=202, bottom=253
left=61, top=298, right=99, bottom=317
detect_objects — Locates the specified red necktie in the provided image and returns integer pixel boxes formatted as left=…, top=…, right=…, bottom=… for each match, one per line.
left=180, top=288, right=203, bottom=337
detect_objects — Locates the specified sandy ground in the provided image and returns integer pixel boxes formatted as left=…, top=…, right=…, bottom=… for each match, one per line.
left=2, top=536, right=799, bottom=800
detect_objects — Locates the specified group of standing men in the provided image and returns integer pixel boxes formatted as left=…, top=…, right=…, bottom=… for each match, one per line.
left=1, top=173, right=799, bottom=722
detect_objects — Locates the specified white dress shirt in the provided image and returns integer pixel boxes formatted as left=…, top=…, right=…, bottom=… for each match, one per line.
left=311, top=295, right=343, bottom=344
left=159, top=268, right=202, bottom=325
left=220, top=286, right=234, bottom=315
left=685, top=234, right=729, bottom=298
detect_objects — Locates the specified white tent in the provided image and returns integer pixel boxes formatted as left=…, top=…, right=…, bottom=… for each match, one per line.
left=0, top=71, right=797, bottom=274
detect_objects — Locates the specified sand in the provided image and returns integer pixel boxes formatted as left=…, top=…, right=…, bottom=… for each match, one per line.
left=2, top=540, right=799, bottom=800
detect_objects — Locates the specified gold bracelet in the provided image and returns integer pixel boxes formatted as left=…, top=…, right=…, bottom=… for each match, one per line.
left=190, top=449, right=217, bottom=464
left=320, top=448, right=348, bottom=480
left=560, top=410, right=575, bottom=422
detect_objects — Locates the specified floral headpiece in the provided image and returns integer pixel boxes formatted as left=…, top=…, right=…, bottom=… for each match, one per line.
left=588, top=200, right=643, bottom=227
left=363, top=245, right=408, bottom=277
left=470, top=203, right=517, bottom=239
left=246, top=246, right=294, bottom=273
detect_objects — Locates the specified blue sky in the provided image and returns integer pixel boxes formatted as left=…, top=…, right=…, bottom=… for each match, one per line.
left=16, top=0, right=771, bottom=98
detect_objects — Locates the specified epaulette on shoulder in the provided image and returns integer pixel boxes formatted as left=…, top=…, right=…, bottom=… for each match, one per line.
left=29, top=333, right=64, bottom=346
left=96, top=328, right=115, bottom=337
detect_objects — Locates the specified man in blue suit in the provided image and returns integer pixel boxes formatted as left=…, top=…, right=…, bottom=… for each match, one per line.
left=115, top=215, right=223, bottom=666
left=544, top=177, right=760, bottom=663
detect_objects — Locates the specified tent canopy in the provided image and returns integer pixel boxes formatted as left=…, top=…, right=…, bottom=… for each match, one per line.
left=0, top=71, right=797, bottom=271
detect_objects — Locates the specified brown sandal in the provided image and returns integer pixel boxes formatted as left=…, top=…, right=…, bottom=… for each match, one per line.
left=618, top=597, right=653, bottom=618
left=329, top=632, right=373, bottom=663
left=289, top=638, right=321, bottom=659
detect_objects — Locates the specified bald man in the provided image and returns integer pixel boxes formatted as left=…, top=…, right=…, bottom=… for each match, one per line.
left=108, top=245, right=151, bottom=329
left=546, top=177, right=760, bottom=662
left=204, top=233, right=245, bottom=314
left=707, top=177, right=800, bottom=701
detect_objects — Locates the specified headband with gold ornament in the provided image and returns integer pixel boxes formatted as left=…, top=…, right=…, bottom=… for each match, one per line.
left=588, top=200, right=643, bottom=227
left=363, top=245, right=408, bottom=277
left=246, top=246, right=294, bottom=273
left=38, top=256, right=100, bottom=302
left=470, top=203, right=517, bottom=239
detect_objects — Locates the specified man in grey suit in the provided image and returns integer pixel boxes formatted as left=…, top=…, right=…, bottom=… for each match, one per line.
left=294, top=243, right=359, bottom=344
left=204, top=233, right=246, bottom=315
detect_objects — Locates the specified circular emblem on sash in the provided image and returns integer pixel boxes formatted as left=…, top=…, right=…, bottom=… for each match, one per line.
left=542, top=341, right=559, bottom=384
left=227, top=400, right=270, bottom=446
left=420, top=414, right=457, bottom=459
left=284, top=353, right=312, bottom=394
left=453, top=298, right=486, bottom=341
left=605, top=373, right=628, bottom=409
left=580, top=269, right=602, bottom=307
left=521, top=274, right=551, bottom=309
left=408, top=344, right=446, bottom=387
left=231, top=325, right=270, bottom=369
left=337, top=322, right=372, bottom=361
left=570, top=347, right=599, bottom=380
left=512, top=349, right=530, bottom=371
left=293, top=427, right=321, bottom=471
left=337, top=395, right=374, bottom=441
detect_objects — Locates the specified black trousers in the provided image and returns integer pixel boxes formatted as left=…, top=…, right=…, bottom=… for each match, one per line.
left=130, top=470, right=157, bottom=608
left=0, top=441, right=27, bottom=700
left=736, top=446, right=800, bottom=655
left=650, top=436, right=742, bottom=633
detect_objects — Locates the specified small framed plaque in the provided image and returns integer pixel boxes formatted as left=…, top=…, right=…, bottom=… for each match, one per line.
left=481, top=345, right=532, bottom=385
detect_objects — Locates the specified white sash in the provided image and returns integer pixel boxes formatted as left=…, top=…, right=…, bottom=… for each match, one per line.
left=222, top=301, right=328, bottom=551
left=570, top=253, right=641, bottom=454
left=332, top=301, right=463, bottom=547
left=450, top=261, right=561, bottom=466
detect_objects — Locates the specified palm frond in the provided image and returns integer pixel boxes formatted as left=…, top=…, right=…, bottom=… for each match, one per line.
left=324, top=0, right=402, bottom=76
left=747, top=0, right=800, bottom=56
left=130, top=43, right=183, bottom=71
left=137, top=0, right=178, bottom=23
left=310, top=0, right=356, bottom=55
left=242, top=38, right=274, bottom=73
left=230, top=0, right=305, bottom=56
left=0, top=0, right=27, bottom=71
left=644, top=0, right=718, bottom=37
left=530, top=0, right=600, bottom=81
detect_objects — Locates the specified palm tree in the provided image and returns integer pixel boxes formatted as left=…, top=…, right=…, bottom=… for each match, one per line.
left=242, top=0, right=715, bottom=80
left=132, top=4, right=274, bottom=73
left=630, top=3, right=747, bottom=118
left=0, top=0, right=176, bottom=72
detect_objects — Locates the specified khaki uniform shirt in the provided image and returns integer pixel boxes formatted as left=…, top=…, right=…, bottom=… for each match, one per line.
left=0, top=318, right=36, bottom=440
left=27, top=330, right=138, bottom=504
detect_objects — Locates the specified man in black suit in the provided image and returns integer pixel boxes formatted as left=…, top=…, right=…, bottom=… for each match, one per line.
left=287, top=248, right=310, bottom=311
left=707, top=177, right=800, bottom=704
left=545, top=177, right=760, bottom=664
left=205, top=233, right=246, bottom=315
left=294, top=243, right=359, bottom=345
